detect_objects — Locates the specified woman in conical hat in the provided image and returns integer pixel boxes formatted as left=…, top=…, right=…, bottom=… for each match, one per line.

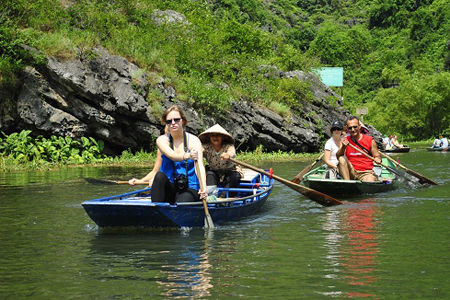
left=199, top=124, right=244, bottom=196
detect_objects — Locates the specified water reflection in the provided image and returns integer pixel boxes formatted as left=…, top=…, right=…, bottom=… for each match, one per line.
left=324, top=199, right=380, bottom=298
left=157, top=230, right=214, bottom=298
left=87, top=229, right=217, bottom=298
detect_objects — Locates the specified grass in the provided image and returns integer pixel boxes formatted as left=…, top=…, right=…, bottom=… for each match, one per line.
left=405, top=139, right=434, bottom=148
left=0, top=148, right=318, bottom=172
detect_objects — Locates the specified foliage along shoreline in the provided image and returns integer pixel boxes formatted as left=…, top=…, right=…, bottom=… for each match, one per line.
left=0, top=130, right=433, bottom=173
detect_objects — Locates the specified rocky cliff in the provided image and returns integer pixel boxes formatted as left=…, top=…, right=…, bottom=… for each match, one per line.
left=0, top=46, right=377, bottom=155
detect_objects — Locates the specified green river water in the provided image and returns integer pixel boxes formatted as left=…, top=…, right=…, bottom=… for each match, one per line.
left=0, top=149, right=449, bottom=299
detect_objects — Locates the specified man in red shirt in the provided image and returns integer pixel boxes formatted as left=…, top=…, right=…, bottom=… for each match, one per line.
left=336, top=116, right=382, bottom=182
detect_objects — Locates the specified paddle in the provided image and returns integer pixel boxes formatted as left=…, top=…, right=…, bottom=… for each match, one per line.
left=229, top=158, right=343, bottom=207
left=83, top=178, right=146, bottom=185
left=380, top=152, right=438, bottom=185
left=291, top=153, right=324, bottom=184
left=346, top=143, right=416, bottom=183
left=194, top=160, right=215, bottom=229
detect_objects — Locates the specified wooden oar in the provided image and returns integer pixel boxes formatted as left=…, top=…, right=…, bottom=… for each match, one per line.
left=380, top=152, right=438, bottom=185
left=346, top=143, right=414, bottom=182
left=291, top=153, right=324, bottom=184
left=229, top=158, right=343, bottom=207
left=83, top=178, right=146, bottom=185
left=194, top=160, right=215, bottom=229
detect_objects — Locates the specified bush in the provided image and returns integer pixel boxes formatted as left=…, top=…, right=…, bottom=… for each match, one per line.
left=0, top=130, right=108, bottom=164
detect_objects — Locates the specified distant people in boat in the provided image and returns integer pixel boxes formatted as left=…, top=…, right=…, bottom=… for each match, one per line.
left=432, top=135, right=442, bottom=148
left=128, top=105, right=207, bottom=203
left=390, top=135, right=404, bottom=149
left=383, top=135, right=393, bottom=150
left=440, top=134, right=449, bottom=149
left=323, top=120, right=343, bottom=179
left=336, top=116, right=382, bottom=182
left=199, top=124, right=244, bottom=197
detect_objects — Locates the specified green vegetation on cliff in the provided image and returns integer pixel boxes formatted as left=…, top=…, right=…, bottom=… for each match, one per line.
left=1, top=0, right=450, bottom=139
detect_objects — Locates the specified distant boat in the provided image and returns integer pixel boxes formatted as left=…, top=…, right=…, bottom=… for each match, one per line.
left=82, top=169, right=274, bottom=228
left=381, top=146, right=411, bottom=153
left=301, top=158, right=398, bottom=196
left=426, top=147, right=450, bottom=152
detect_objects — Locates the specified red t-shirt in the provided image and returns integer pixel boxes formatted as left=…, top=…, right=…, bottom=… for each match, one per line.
left=345, top=134, right=374, bottom=171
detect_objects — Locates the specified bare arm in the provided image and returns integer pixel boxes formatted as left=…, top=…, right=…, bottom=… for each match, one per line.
left=221, top=144, right=236, bottom=160
left=323, top=149, right=336, bottom=168
left=336, top=137, right=348, bottom=158
left=371, top=140, right=382, bottom=164
left=129, top=149, right=162, bottom=187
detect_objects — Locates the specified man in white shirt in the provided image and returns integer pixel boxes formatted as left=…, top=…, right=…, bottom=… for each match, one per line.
left=382, top=135, right=392, bottom=150
left=440, top=135, right=449, bottom=149
left=432, top=135, right=442, bottom=148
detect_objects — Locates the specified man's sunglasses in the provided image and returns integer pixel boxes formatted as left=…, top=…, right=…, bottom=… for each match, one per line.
left=165, top=118, right=182, bottom=125
left=347, top=125, right=359, bottom=130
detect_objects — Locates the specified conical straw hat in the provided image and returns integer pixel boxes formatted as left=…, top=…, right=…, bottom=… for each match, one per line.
left=199, top=124, right=234, bottom=144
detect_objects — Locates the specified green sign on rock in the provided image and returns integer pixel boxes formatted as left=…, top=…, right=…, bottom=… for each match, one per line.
left=312, top=67, right=343, bottom=87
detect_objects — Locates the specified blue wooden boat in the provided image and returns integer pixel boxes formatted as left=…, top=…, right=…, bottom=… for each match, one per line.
left=82, top=169, right=274, bottom=228
left=301, top=158, right=398, bottom=196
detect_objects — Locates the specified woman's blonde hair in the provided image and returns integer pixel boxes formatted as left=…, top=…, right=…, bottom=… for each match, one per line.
left=161, top=105, right=188, bottom=132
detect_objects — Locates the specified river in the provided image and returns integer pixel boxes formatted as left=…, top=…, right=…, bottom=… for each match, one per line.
left=0, top=149, right=449, bottom=299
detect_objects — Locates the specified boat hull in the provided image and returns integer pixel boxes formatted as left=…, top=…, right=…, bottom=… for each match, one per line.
left=382, top=147, right=410, bottom=153
left=426, top=147, right=449, bottom=152
left=82, top=171, right=274, bottom=228
left=82, top=191, right=272, bottom=228
left=302, top=158, right=398, bottom=196
left=304, top=178, right=397, bottom=196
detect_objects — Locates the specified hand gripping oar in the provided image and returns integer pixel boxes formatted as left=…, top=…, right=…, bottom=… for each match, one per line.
left=229, top=158, right=342, bottom=207
left=346, top=143, right=414, bottom=183
left=380, top=152, right=438, bottom=185
left=291, top=153, right=324, bottom=184
left=194, top=160, right=215, bottom=228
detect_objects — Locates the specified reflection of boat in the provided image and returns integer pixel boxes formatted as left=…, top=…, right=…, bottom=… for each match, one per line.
left=301, top=158, right=397, bottom=196
left=381, top=146, right=410, bottom=153
left=426, top=147, right=449, bottom=152
left=82, top=169, right=274, bottom=228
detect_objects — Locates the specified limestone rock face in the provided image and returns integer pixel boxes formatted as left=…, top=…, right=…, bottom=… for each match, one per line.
left=1, top=47, right=382, bottom=155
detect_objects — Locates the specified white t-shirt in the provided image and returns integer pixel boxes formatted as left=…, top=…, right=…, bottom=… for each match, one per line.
left=383, top=137, right=392, bottom=149
left=433, top=139, right=442, bottom=147
left=441, top=138, right=449, bottom=148
left=324, top=138, right=340, bottom=166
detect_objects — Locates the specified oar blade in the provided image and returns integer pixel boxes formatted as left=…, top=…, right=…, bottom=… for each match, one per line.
left=84, top=178, right=123, bottom=185
left=385, top=166, right=422, bottom=188
left=204, top=214, right=215, bottom=229
left=195, top=161, right=215, bottom=229
left=281, top=180, right=343, bottom=207
left=380, top=152, right=438, bottom=186
left=405, top=169, right=438, bottom=185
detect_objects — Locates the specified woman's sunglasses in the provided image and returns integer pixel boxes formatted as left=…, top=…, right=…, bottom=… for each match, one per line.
left=331, top=127, right=342, bottom=132
left=165, top=118, right=182, bottom=125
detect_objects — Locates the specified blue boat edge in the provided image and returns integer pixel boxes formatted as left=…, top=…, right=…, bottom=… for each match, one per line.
left=82, top=169, right=275, bottom=228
